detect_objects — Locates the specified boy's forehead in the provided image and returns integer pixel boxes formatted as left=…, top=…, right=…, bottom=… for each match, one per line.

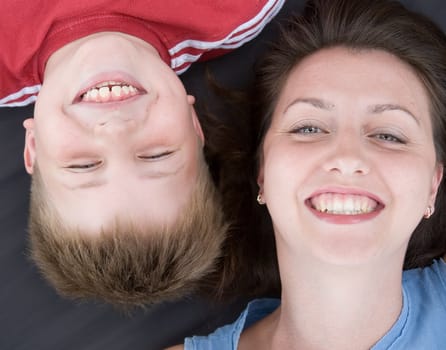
left=58, top=180, right=196, bottom=232
left=36, top=154, right=206, bottom=236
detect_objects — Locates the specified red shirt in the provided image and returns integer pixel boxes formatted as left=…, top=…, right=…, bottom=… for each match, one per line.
left=0, top=0, right=284, bottom=107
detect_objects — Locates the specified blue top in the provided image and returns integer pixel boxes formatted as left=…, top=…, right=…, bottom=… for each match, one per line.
left=184, top=259, right=446, bottom=350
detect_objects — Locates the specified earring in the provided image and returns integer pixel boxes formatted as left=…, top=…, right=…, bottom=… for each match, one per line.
left=424, top=206, right=434, bottom=219
left=257, top=193, right=265, bottom=205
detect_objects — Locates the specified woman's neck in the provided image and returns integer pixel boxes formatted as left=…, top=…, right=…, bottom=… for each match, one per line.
left=241, top=251, right=405, bottom=350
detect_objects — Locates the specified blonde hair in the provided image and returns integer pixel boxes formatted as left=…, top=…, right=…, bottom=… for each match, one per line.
left=28, top=160, right=228, bottom=307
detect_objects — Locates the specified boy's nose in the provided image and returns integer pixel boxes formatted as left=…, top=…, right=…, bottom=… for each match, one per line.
left=94, top=116, right=138, bottom=136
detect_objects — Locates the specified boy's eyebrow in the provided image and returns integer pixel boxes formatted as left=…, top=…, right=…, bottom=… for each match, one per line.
left=140, top=163, right=184, bottom=179
left=66, top=179, right=107, bottom=190
left=67, top=173, right=174, bottom=190
left=368, top=103, right=420, bottom=125
left=284, top=97, right=334, bottom=114
left=140, top=172, right=173, bottom=179
left=66, top=161, right=185, bottom=190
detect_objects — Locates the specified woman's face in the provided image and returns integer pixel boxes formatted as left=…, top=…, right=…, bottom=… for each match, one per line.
left=258, top=47, right=443, bottom=266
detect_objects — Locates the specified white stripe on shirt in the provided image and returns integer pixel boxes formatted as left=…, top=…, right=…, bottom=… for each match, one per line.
left=0, top=84, right=40, bottom=107
left=169, top=0, right=285, bottom=69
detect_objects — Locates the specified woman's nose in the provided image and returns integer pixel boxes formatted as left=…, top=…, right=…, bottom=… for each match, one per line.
left=322, top=135, right=370, bottom=176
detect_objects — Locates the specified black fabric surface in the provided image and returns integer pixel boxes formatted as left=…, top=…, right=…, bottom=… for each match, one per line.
left=0, top=1, right=444, bottom=349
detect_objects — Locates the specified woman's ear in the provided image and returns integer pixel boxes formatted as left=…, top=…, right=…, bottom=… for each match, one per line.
left=257, top=167, right=264, bottom=189
left=23, top=118, right=36, bottom=174
left=257, top=157, right=265, bottom=193
left=429, top=163, right=444, bottom=206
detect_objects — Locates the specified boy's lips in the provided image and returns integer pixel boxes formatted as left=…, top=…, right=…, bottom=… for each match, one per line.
left=74, top=72, right=146, bottom=103
left=79, top=81, right=141, bottom=103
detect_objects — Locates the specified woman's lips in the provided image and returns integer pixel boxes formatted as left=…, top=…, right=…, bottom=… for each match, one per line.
left=310, top=193, right=378, bottom=215
left=306, top=191, right=384, bottom=224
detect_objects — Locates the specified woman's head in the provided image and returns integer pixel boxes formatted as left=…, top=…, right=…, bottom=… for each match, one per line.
left=254, top=0, right=446, bottom=267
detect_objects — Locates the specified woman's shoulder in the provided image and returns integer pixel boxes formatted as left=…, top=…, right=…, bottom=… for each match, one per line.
left=403, top=258, right=446, bottom=300
left=179, top=298, right=280, bottom=350
left=404, top=257, right=446, bottom=278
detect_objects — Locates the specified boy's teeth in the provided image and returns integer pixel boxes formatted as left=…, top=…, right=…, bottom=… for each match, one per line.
left=81, top=82, right=138, bottom=102
left=311, top=193, right=378, bottom=215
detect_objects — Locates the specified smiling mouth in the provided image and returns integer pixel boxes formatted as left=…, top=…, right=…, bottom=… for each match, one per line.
left=79, top=81, right=141, bottom=103
left=309, top=193, right=379, bottom=215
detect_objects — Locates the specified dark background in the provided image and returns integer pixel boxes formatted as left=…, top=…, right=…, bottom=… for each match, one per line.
left=1, top=1, right=445, bottom=349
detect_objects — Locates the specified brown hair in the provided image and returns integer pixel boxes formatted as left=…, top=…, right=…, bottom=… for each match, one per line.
left=253, top=0, right=446, bottom=268
left=197, top=86, right=281, bottom=299
left=28, top=159, right=228, bottom=307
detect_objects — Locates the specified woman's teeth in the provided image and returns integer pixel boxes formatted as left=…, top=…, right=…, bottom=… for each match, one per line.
left=81, top=82, right=139, bottom=102
left=310, top=193, right=378, bottom=215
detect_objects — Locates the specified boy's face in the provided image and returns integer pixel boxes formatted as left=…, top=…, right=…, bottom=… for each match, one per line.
left=23, top=32, right=205, bottom=232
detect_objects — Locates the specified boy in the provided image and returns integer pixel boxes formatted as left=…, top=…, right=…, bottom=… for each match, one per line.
left=0, top=0, right=284, bottom=306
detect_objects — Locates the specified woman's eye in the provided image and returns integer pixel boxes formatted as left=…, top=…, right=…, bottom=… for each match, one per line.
left=372, top=133, right=405, bottom=144
left=291, top=125, right=325, bottom=134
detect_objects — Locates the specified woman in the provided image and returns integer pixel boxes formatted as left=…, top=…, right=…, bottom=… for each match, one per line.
left=172, top=0, right=446, bottom=348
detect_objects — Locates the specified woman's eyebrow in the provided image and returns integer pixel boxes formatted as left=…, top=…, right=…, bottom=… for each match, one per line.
left=284, top=97, right=334, bottom=114
left=369, top=103, right=420, bottom=125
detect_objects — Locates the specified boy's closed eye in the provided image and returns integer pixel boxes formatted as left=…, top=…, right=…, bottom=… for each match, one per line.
left=137, top=150, right=174, bottom=161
